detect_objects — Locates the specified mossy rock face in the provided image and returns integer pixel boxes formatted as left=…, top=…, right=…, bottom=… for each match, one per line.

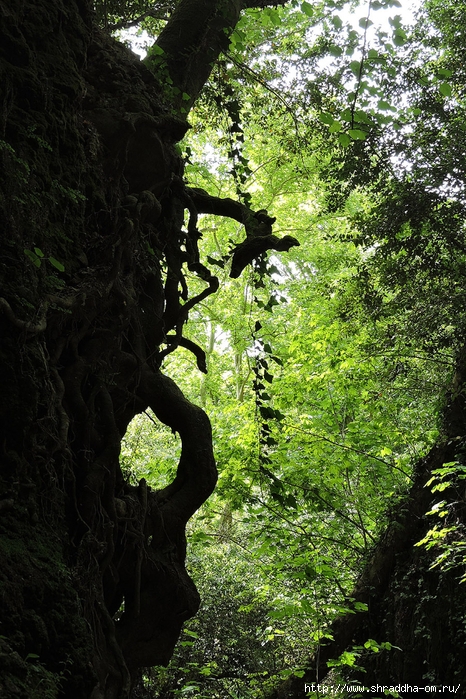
left=1, top=1, right=104, bottom=696
left=356, top=544, right=466, bottom=685
left=0, top=512, right=95, bottom=697
left=0, top=0, right=197, bottom=695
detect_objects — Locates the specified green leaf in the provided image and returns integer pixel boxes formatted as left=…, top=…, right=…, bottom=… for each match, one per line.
left=318, top=112, right=334, bottom=126
left=268, top=9, right=281, bottom=25
left=377, top=100, right=393, bottom=111
left=393, top=27, right=407, bottom=45
left=348, top=129, right=367, bottom=140
left=349, top=60, right=361, bottom=76
left=364, top=638, right=381, bottom=652
left=377, top=100, right=395, bottom=111
left=332, top=15, right=343, bottom=29
left=24, top=249, right=42, bottom=267
left=301, top=1, right=313, bottom=17
left=359, top=17, right=373, bottom=29
left=34, top=247, right=44, bottom=258
left=436, top=68, right=453, bottom=78
left=389, top=14, right=402, bottom=29
left=329, top=121, right=342, bottom=133
left=338, top=133, right=352, bottom=147
left=439, top=82, right=452, bottom=97
left=328, top=45, right=343, bottom=57
left=340, top=108, right=353, bottom=122
left=151, top=44, right=164, bottom=55
left=184, top=629, right=199, bottom=638
left=352, top=109, right=371, bottom=124
left=49, top=257, right=65, bottom=272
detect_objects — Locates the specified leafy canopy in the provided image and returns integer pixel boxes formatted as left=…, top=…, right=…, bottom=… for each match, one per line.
left=110, top=0, right=465, bottom=692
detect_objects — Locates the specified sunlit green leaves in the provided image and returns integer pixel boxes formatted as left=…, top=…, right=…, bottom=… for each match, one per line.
left=112, top=0, right=465, bottom=692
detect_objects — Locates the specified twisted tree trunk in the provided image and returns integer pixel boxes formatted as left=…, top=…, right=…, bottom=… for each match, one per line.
left=0, top=0, right=294, bottom=696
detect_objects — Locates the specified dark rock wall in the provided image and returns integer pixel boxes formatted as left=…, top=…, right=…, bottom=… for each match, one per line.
left=0, top=1, right=208, bottom=696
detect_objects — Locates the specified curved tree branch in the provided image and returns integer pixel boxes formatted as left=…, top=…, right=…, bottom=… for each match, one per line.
left=138, top=369, right=217, bottom=522
left=188, top=187, right=300, bottom=277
